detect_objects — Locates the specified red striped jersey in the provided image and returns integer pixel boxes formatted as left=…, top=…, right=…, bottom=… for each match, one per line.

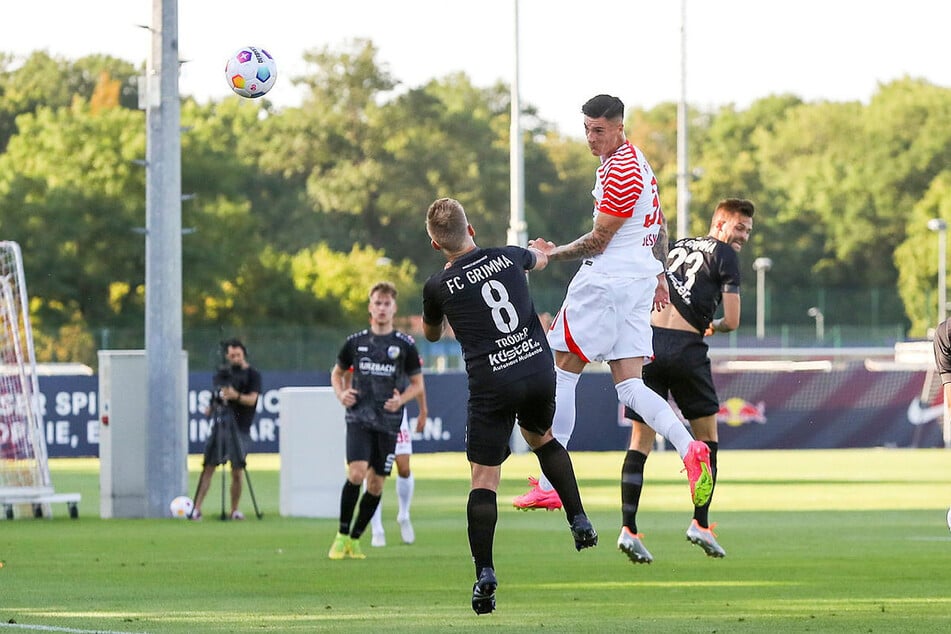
left=588, top=140, right=664, bottom=277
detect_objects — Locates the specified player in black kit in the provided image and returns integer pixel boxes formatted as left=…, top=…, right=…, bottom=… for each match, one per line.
left=422, top=197, right=597, bottom=615
left=621, top=198, right=754, bottom=563
left=932, top=317, right=951, bottom=440
left=327, top=281, right=426, bottom=561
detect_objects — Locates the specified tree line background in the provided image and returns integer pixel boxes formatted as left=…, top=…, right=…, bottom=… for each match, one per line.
left=1, top=40, right=948, bottom=371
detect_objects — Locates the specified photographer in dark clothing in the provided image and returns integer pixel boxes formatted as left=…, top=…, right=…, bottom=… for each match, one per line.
left=190, top=338, right=262, bottom=521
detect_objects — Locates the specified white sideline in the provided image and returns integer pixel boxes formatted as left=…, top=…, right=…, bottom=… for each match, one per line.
left=0, top=624, right=141, bottom=634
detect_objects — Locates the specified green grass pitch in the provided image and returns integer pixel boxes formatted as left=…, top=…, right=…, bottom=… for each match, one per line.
left=1, top=449, right=950, bottom=633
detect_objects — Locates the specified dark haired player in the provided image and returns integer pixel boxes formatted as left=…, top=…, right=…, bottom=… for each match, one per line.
left=422, top=197, right=597, bottom=615
left=515, top=94, right=713, bottom=565
left=620, top=198, right=755, bottom=562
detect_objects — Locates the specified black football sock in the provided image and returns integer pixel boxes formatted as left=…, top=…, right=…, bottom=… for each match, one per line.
left=621, top=450, right=648, bottom=533
left=467, top=488, right=497, bottom=578
left=534, top=439, right=585, bottom=521
left=694, top=441, right=718, bottom=528
left=338, top=480, right=361, bottom=535
left=350, top=491, right=382, bottom=539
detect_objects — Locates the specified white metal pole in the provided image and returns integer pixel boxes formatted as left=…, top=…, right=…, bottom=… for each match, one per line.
left=508, top=0, right=529, bottom=455
left=756, top=268, right=765, bottom=340
left=939, top=227, right=946, bottom=325
left=507, top=0, right=526, bottom=249
left=676, top=0, right=689, bottom=240
left=753, top=258, right=771, bottom=341
left=145, top=0, right=186, bottom=517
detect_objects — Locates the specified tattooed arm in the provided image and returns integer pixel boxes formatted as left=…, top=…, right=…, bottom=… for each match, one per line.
left=652, top=215, right=670, bottom=311
left=653, top=215, right=669, bottom=266
left=529, top=213, right=625, bottom=262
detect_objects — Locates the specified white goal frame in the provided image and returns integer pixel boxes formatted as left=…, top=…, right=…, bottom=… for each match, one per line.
left=0, top=241, right=54, bottom=518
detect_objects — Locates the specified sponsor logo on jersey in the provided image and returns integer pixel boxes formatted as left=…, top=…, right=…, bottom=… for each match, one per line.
left=357, top=357, right=397, bottom=376
left=668, top=273, right=692, bottom=305
left=488, top=338, right=543, bottom=371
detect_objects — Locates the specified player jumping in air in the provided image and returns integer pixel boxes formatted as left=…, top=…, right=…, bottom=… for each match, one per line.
left=513, top=94, right=713, bottom=565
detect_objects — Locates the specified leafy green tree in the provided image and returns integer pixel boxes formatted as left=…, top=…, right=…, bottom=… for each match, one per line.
left=179, top=98, right=285, bottom=326
left=690, top=95, right=803, bottom=234
left=252, top=39, right=514, bottom=280
left=288, top=243, right=418, bottom=322
left=10, top=43, right=951, bottom=358
left=0, top=100, right=146, bottom=332
left=0, top=51, right=139, bottom=151
left=895, top=171, right=951, bottom=335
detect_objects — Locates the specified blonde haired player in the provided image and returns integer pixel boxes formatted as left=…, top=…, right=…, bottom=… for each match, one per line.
left=423, top=197, right=597, bottom=614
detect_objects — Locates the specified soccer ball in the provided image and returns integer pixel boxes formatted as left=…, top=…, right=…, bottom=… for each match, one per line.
left=224, top=46, right=277, bottom=98
left=169, top=495, right=194, bottom=519
left=947, top=507, right=951, bottom=531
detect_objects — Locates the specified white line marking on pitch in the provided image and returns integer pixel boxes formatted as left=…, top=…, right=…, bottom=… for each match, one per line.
left=0, top=624, right=142, bottom=634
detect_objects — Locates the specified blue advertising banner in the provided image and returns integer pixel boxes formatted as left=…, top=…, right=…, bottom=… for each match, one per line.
left=32, top=372, right=627, bottom=457
left=16, top=363, right=944, bottom=458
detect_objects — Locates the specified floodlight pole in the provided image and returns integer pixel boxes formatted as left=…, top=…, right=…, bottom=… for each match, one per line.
left=675, top=0, right=689, bottom=240
left=144, top=0, right=186, bottom=517
left=507, top=0, right=529, bottom=456
left=753, top=257, right=772, bottom=341
left=928, top=218, right=947, bottom=326
left=507, top=0, right=526, bottom=249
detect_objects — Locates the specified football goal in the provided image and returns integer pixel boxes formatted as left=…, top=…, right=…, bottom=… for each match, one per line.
left=0, top=241, right=79, bottom=518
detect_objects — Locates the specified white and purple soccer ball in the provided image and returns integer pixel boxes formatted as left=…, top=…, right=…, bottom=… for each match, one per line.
left=224, top=46, right=277, bottom=98
left=169, top=495, right=194, bottom=519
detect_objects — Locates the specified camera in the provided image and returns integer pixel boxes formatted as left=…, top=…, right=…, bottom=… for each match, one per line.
left=211, top=341, right=249, bottom=406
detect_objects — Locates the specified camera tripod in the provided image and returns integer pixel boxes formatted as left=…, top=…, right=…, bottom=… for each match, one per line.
left=194, top=400, right=264, bottom=520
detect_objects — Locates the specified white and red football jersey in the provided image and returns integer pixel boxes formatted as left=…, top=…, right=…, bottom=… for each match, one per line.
left=588, top=140, right=664, bottom=278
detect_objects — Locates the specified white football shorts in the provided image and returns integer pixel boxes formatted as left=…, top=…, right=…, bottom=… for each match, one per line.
left=547, top=264, right=656, bottom=363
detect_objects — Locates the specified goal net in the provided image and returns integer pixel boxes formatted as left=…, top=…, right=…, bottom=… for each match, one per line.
left=0, top=241, right=52, bottom=518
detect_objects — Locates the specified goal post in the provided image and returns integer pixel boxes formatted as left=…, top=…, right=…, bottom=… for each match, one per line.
left=0, top=241, right=54, bottom=518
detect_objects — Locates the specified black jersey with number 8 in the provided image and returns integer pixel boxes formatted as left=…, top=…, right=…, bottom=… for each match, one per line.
left=423, top=246, right=551, bottom=390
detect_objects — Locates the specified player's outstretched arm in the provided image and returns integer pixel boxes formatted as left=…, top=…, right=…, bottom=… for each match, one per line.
left=530, top=213, right=624, bottom=263
left=528, top=247, right=549, bottom=271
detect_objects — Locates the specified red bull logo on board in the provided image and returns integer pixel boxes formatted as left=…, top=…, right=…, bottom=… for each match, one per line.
left=717, top=397, right=766, bottom=427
